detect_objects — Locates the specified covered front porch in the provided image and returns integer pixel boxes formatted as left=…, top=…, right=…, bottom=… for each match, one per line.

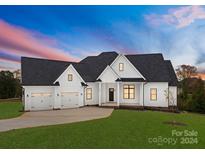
left=98, top=79, right=145, bottom=107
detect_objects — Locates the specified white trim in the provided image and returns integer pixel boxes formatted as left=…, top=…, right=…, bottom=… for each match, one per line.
left=97, top=65, right=120, bottom=80
left=54, top=64, right=85, bottom=84
left=98, top=82, right=102, bottom=106
left=110, top=54, right=146, bottom=80
left=117, top=82, right=120, bottom=106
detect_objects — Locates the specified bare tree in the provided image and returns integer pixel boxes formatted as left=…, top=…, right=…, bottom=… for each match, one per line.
left=176, top=65, right=197, bottom=81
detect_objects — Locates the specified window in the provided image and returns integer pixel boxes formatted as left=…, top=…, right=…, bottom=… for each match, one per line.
left=123, top=85, right=135, bottom=99
left=31, top=93, right=52, bottom=97
left=119, top=63, right=124, bottom=71
left=68, top=74, right=73, bottom=81
left=86, top=88, right=92, bottom=100
left=150, top=88, right=157, bottom=101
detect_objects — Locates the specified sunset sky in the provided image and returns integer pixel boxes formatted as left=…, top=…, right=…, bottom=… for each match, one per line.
left=1, top=5, right=205, bottom=72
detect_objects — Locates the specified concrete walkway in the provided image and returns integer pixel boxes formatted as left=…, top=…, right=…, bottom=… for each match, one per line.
left=0, top=107, right=113, bottom=132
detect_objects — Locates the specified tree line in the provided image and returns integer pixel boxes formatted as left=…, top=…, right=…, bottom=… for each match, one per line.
left=0, top=71, right=21, bottom=99
left=176, top=65, right=205, bottom=113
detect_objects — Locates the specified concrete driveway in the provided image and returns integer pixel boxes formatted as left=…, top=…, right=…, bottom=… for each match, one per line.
left=0, top=107, right=113, bottom=132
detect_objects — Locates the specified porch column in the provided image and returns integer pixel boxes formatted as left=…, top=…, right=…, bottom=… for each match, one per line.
left=98, top=82, right=102, bottom=106
left=117, top=82, right=120, bottom=106
left=140, top=82, right=144, bottom=106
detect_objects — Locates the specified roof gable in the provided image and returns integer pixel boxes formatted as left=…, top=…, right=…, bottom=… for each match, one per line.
left=97, top=66, right=120, bottom=83
left=21, top=57, right=74, bottom=86
left=110, top=54, right=145, bottom=79
left=54, top=64, right=85, bottom=84
left=75, top=51, right=118, bottom=82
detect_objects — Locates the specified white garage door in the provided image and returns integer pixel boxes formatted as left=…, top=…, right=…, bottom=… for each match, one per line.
left=30, top=93, right=53, bottom=111
left=61, top=92, right=79, bottom=109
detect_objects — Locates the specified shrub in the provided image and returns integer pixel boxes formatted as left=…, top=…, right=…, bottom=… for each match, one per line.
left=191, top=79, right=205, bottom=113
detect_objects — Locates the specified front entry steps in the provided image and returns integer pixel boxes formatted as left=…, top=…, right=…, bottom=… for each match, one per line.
left=100, top=102, right=143, bottom=109
left=101, top=102, right=118, bottom=108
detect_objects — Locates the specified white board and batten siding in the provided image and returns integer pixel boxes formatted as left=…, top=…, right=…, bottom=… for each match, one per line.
left=99, top=66, right=119, bottom=83
left=110, top=54, right=144, bottom=78
left=144, top=82, right=169, bottom=107
left=84, top=82, right=99, bottom=105
left=169, top=86, right=177, bottom=106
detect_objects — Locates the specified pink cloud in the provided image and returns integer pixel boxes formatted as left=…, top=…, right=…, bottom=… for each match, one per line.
left=0, top=20, right=77, bottom=62
left=145, top=6, right=205, bottom=28
left=0, top=57, right=20, bottom=64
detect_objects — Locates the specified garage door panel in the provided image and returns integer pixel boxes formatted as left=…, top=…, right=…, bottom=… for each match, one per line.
left=30, top=92, right=53, bottom=111
left=61, top=92, right=79, bottom=109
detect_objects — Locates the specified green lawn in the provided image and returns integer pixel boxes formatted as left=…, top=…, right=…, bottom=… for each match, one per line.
left=0, top=109, right=204, bottom=148
left=0, top=100, right=23, bottom=119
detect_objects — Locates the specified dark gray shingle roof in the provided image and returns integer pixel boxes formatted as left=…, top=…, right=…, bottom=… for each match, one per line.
left=21, top=52, right=177, bottom=86
left=74, top=52, right=118, bottom=82
left=21, top=57, right=74, bottom=86
left=126, top=53, right=170, bottom=82
left=165, top=60, right=178, bottom=86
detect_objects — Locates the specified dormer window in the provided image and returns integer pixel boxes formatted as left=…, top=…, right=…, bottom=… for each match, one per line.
left=119, top=63, right=124, bottom=71
left=68, top=74, right=73, bottom=81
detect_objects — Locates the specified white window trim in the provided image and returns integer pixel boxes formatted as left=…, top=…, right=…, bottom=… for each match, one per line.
left=150, top=88, right=157, bottom=101
left=68, top=74, right=73, bottom=81
left=123, top=84, right=135, bottom=99
left=86, top=88, right=92, bottom=100
left=119, top=63, right=124, bottom=71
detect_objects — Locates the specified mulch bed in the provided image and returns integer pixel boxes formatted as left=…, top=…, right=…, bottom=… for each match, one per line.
left=163, top=121, right=187, bottom=126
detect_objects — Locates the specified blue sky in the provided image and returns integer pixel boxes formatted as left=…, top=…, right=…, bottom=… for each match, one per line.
left=0, top=5, right=205, bottom=72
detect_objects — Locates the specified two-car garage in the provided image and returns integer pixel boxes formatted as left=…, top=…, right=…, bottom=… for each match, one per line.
left=24, top=86, right=81, bottom=111
left=22, top=59, right=85, bottom=111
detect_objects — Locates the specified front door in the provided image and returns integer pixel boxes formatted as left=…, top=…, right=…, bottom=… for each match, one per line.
left=109, top=88, right=114, bottom=101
